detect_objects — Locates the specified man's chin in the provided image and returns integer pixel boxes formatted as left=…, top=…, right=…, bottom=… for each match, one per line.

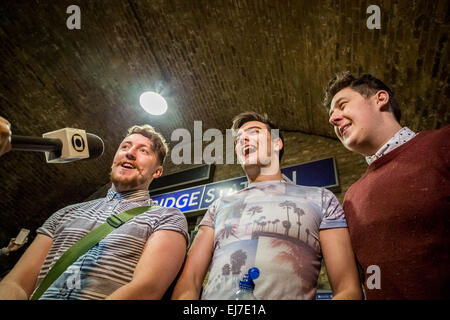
left=343, top=140, right=364, bottom=155
left=239, top=158, right=259, bottom=169
left=240, top=158, right=274, bottom=170
left=111, top=175, right=139, bottom=192
left=238, top=153, right=262, bottom=165
left=112, top=182, right=135, bottom=192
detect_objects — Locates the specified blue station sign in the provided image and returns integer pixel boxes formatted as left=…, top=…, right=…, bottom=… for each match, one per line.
left=152, top=157, right=339, bottom=214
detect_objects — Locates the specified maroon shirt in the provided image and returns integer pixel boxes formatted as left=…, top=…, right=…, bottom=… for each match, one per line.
left=343, top=125, right=450, bottom=299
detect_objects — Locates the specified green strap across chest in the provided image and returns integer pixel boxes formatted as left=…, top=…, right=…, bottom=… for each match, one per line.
left=31, top=205, right=159, bottom=300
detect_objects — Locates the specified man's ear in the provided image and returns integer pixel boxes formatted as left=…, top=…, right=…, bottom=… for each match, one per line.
left=375, top=90, right=390, bottom=111
left=152, top=165, right=163, bottom=179
left=274, top=137, right=283, bottom=154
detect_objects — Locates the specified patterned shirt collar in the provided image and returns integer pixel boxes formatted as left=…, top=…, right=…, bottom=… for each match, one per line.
left=106, top=188, right=150, bottom=202
left=365, top=127, right=416, bottom=165
left=247, top=179, right=287, bottom=188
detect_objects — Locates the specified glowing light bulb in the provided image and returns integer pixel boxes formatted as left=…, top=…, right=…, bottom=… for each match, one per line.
left=139, top=91, right=168, bottom=115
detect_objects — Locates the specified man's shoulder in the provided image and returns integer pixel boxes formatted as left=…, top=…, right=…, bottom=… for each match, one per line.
left=285, top=182, right=328, bottom=199
left=424, top=124, right=450, bottom=134
left=393, top=125, right=449, bottom=161
left=286, top=182, right=323, bottom=192
left=415, top=125, right=450, bottom=144
left=57, top=197, right=104, bottom=213
left=152, top=204, right=184, bottom=215
left=214, top=187, right=248, bottom=203
left=146, top=203, right=187, bottom=221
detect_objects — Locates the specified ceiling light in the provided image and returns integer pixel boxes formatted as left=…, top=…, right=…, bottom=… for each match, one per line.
left=139, top=91, right=168, bottom=115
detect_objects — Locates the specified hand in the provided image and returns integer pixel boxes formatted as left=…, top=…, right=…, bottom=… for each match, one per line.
left=0, top=116, right=12, bottom=157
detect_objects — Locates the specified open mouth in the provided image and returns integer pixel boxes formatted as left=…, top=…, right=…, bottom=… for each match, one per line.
left=243, top=145, right=257, bottom=157
left=340, top=123, right=351, bottom=137
left=121, top=161, right=136, bottom=169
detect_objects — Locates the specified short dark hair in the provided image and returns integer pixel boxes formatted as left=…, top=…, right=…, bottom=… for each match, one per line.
left=323, top=71, right=401, bottom=122
left=126, top=125, right=168, bottom=165
left=231, top=111, right=284, bottom=161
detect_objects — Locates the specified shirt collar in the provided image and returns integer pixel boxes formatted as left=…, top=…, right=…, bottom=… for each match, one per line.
left=365, top=127, right=416, bottom=165
left=106, top=188, right=150, bottom=202
left=247, top=179, right=287, bottom=189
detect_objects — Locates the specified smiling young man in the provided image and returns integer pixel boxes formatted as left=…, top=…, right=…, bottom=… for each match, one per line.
left=172, top=111, right=362, bottom=300
left=0, top=125, right=189, bottom=300
left=324, top=71, right=450, bottom=299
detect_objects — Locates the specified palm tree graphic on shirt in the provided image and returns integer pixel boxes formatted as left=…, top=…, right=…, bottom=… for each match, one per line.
left=245, top=206, right=263, bottom=233
left=294, top=207, right=306, bottom=239
left=280, top=200, right=296, bottom=237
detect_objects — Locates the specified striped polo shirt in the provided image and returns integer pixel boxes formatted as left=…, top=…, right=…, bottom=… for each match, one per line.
left=34, top=188, right=189, bottom=300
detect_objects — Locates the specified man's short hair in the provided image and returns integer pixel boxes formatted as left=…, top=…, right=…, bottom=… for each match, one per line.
left=231, top=111, right=284, bottom=161
left=323, top=71, right=401, bottom=122
left=126, top=125, right=168, bottom=165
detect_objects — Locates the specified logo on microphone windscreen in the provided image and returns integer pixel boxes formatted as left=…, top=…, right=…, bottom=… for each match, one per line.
left=72, top=134, right=85, bottom=152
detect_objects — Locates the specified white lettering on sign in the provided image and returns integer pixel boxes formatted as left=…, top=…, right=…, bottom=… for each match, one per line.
left=176, top=194, right=190, bottom=208
left=204, top=188, right=216, bottom=204
left=188, top=191, right=201, bottom=207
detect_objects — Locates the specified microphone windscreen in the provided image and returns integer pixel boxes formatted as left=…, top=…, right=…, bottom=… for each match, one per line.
left=86, top=133, right=104, bottom=159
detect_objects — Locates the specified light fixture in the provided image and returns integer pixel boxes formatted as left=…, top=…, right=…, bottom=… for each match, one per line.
left=139, top=91, right=168, bottom=115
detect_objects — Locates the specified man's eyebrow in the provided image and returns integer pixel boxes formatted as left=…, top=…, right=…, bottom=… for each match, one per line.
left=235, top=126, right=264, bottom=138
left=138, top=142, right=154, bottom=150
left=121, top=140, right=153, bottom=149
left=244, top=126, right=263, bottom=131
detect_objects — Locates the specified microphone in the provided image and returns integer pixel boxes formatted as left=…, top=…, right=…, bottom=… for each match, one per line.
left=11, top=128, right=104, bottom=163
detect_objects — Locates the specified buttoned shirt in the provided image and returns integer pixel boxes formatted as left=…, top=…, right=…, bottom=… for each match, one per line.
left=365, top=127, right=416, bottom=165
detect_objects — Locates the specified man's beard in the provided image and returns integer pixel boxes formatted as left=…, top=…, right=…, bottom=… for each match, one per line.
left=110, top=169, right=148, bottom=192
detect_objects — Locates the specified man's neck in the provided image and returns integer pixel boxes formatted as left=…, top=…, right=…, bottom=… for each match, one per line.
left=111, top=184, right=149, bottom=194
left=362, top=121, right=403, bottom=156
left=244, top=165, right=283, bottom=183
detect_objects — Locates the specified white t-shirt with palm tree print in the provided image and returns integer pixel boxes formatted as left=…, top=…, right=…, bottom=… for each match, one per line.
left=199, top=180, right=346, bottom=300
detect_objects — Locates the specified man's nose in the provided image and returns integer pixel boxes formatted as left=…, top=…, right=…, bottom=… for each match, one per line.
left=237, top=135, right=249, bottom=146
left=125, top=147, right=137, bottom=160
left=329, top=110, right=342, bottom=126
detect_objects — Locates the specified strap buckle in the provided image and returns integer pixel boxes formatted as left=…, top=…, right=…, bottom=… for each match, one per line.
left=107, top=214, right=124, bottom=228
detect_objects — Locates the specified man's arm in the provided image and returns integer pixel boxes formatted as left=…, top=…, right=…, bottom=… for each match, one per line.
left=106, top=229, right=187, bottom=300
left=0, top=234, right=53, bottom=299
left=171, top=226, right=214, bottom=300
left=319, top=228, right=362, bottom=300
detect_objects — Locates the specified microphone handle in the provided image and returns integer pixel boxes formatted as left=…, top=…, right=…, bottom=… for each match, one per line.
left=11, top=135, right=62, bottom=153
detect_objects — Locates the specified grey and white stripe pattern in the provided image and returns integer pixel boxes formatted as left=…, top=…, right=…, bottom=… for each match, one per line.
left=34, top=188, right=189, bottom=300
